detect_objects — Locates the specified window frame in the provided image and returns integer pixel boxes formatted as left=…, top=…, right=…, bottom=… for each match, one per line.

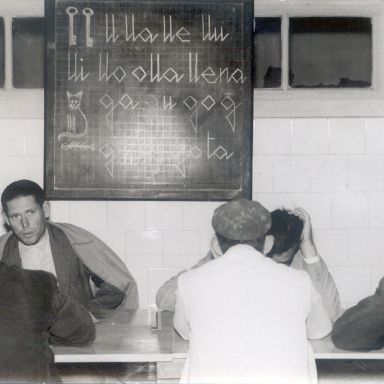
left=254, top=0, right=384, bottom=117
left=0, top=0, right=43, bottom=118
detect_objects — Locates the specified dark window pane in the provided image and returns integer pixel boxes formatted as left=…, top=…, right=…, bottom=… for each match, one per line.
left=13, top=17, right=44, bottom=89
left=0, top=18, right=4, bottom=88
left=289, top=17, right=372, bottom=88
left=254, top=17, right=281, bottom=88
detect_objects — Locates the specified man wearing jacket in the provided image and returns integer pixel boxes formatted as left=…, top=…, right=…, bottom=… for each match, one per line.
left=0, top=179, right=138, bottom=319
left=0, top=261, right=95, bottom=382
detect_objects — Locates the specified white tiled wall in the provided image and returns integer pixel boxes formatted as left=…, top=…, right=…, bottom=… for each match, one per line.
left=253, top=117, right=384, bottom=308
left=1, top=116, right=384, bottom=309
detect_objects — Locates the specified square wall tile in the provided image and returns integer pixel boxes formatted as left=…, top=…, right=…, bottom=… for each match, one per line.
left=69, top=201, right=108, bottom=230
left=252, top=156, right=274, bottom=193
left=253, top=118, right=291, bottom=155
left=9, top=157, right=43, bottom=185
left=130, top=268, right=149, bottom=308
left=0, top=157, right=10, bottom=189
left=291, top=118, right=328, bottom=154
left=348, top=230, right=370, bottom=266
left=0, top=119, right=25, bottom=156
left=309, top=156, right=348, bottom=192
left=162, top=253, right=202, bottom=269
left=347, top=229, right=384, bottom=267
left=330, top=266, right=371, bottom=308
left=331, top=193, right=369, bottom=229
left=163, top=231, right=200, bottom=255
left=329, top=118, right=365, bottom=154
left=348, top=155, right=384, bottom=192
left=367, top=118, right=384, bottom=154
left=92, top=230, right=126, bottom=257
left=290, top=193, right=332, bottom=229
left=49, top=201, right=70, bottom=223
left=108, top=202, right=145, bottom=230
left=125, top=231, right=162, bottom=256
left=24, top=119, right=44, bottom=156
left=370, top=267, right=384, bottom=293
left=369, top=193, right=384, bottom=228
left=199, top=230, right=215, bottom=257
left=314, top=230, right=348, bottom=266
left=273, top=155, right=310, bottom=192
left=148, top=268, right=183, bottom=306
left=145, top=202, right=182, bottom=230
left=252, top=193, right=296, bottom=212
left=182, top=202, right=219, bottom=231
left=127, top=253, right=162, bottom=269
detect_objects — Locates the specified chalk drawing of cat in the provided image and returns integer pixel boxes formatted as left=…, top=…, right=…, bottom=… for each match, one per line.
left=58, top=91, right=88, bottom=141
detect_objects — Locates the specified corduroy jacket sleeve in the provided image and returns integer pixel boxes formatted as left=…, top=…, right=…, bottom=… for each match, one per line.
left=332, top=277, right=384, bottom=351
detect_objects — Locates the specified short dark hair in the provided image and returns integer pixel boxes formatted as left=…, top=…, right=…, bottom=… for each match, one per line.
left=267, top=209, right=303, bottom=257
left=216, top=233, right=265, bottom=255
left=1, top=180, right=45, bottom=213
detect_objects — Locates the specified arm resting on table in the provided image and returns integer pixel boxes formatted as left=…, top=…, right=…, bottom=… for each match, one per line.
left=49, top=284, right=96, bottom=346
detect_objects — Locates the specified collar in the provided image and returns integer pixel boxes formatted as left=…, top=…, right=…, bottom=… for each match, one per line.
left=210, top=234, right=223, bottom=258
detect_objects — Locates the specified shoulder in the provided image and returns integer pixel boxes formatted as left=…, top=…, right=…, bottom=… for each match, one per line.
left=48, top=222, right=94, bottom=242
left=0, top=231, right=14, bottom=256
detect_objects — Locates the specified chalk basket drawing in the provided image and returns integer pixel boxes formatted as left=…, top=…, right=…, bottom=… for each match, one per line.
left=45, top=0, right=254, bottom=200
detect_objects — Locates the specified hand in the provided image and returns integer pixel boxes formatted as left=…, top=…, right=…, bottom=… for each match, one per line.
left=290, top=207, right=318, bottom=259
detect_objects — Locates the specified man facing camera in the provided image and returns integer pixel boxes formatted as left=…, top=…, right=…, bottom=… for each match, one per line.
left=0, top=261, right=95, bottom=382
left=0, top=179, right=138, bottom=319
left=174, top=199, right=332, bottom=384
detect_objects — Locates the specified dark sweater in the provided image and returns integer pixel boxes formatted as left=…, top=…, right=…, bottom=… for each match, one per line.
left=332, top=277, right=384, bottom=351
left=0, top=261, right=95, bottom=382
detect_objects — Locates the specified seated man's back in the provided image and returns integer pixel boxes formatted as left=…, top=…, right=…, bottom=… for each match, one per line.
left=175, top=244, right=324, bottom=384
left=174, top=200, right=332, bottom=384
left=0, top=261, right=95, bottom=382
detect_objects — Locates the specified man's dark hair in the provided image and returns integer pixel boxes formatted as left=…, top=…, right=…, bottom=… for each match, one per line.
left=267, top=209, right=303, bottom=257
left=216, top=233, right=265, bottom=255
left=1, top=180, right=45, bottom=213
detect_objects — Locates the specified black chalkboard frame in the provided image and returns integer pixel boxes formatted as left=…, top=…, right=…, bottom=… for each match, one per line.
left=44, top=0, right=254, bottom=201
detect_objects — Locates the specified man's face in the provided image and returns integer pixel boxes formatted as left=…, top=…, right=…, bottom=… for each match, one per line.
left=4, top=195, right=49, bottom=246
left=271, top=244, right=299, bottom=266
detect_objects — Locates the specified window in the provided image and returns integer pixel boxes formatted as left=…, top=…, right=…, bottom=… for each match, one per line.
left=12, top=17, right=44, bottom=89
left=254, top=17, right=281, bottom=88
left=254, top=1, right=383, bottom=117
left=289, top=17, right=372, bottom=88
left=254, top=16, right=372, bottom=89
left=0, top=18, right=4, bottom=88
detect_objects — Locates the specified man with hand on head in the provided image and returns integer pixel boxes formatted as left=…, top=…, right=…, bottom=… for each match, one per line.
left=267, top=207, right=341, bottom=321
left=174, top=199, right=332, bottom=384
left=0, top=261, right=95, bottom=383
left=0, top=179, right=138, bottom=319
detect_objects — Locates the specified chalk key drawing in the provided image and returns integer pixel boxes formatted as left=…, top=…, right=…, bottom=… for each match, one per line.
left=66, top=7, right=78, bottom=46
left=83, top=8, right=94, bottom=48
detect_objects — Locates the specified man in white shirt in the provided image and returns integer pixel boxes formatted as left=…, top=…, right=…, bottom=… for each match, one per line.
left=174, top=199, right=332, bottom=384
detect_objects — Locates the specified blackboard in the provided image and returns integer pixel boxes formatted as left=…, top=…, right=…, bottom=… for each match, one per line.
left=45, top=0, right=253, bottom=200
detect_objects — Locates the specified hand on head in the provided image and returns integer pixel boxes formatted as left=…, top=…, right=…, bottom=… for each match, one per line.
left=288, top=207, right=317, bottom=259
